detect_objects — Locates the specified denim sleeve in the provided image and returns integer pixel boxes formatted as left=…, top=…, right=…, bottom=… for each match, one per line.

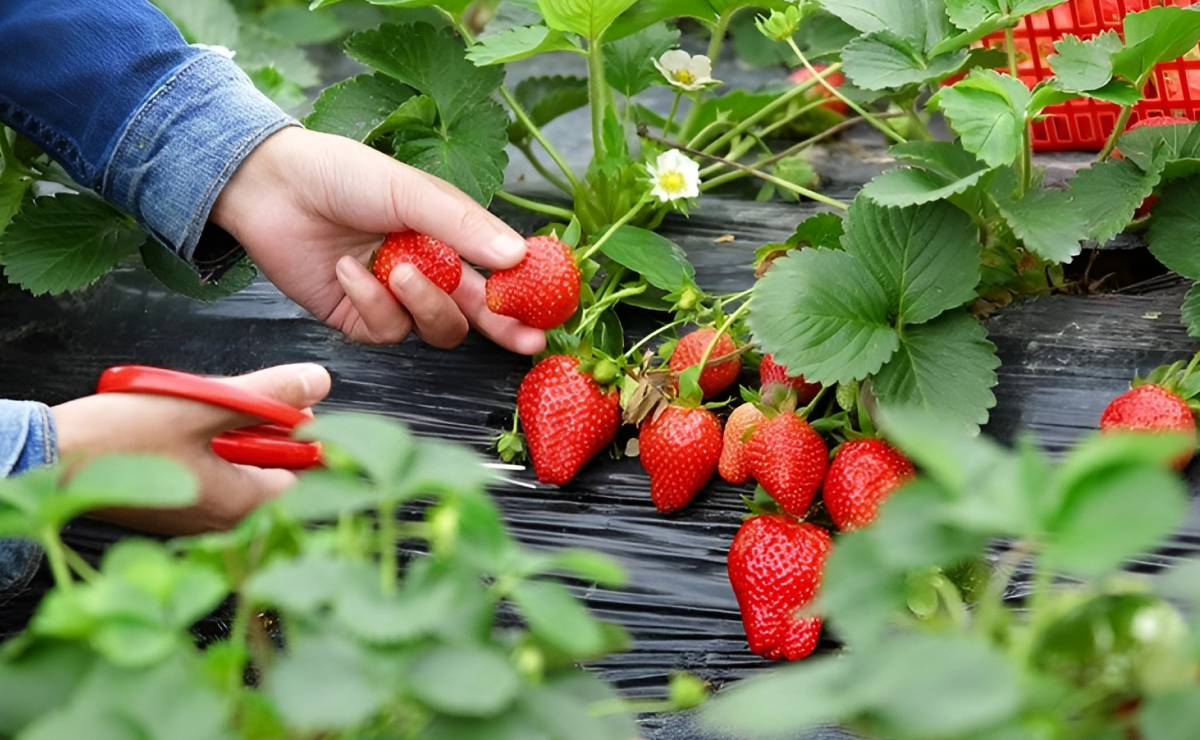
left=0, top=0, right=297, bottom=263
left=0, top=401, right=54, bottom=605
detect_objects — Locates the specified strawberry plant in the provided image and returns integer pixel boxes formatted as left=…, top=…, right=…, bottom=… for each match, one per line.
left=0, top=413, right=705, bottom=739
left=704, top=410, right=1200, bottom=740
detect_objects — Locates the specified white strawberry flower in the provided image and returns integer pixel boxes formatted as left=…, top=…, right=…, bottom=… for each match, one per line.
left=654, top=49, right=719, bottom=91
left=647, top=150, right=701, bottom=203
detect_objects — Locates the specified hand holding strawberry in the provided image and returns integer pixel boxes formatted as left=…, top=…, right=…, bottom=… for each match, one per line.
left=486, top=235, right=582, bottom=330
left=371, top=232, right=462, bottom=295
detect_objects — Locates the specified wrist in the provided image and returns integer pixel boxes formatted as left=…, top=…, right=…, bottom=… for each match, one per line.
left=209, top=126, right=305, bottom=244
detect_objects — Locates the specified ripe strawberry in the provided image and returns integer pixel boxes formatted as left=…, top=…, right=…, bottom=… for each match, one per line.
left=371, top=232, right=462, bottom=294
left=788, top=64, right=848, bottom=114
left=639, top=405, right=723, bottom=513
left=720, top=403, right=767, bottom=485
left=759, top=354, right=821, bottom=404
left=669, top=328, right=742, bottom=399
left=518, top=355, right=620, bottom=485
left=746, top=413, right=828, bottom=517
left=823, top=439, right=915, bottom=532
left=728, top=515, right=832, bottom=661
left=1100, top=383, right=1197, bottom=470
left=1114, top=116, right=1192, bottom=217
left=486, top=235, right=581, bottom=330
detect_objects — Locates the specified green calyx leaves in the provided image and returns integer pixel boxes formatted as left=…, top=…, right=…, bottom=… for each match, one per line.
left=750, top=197, right=997, bottom=431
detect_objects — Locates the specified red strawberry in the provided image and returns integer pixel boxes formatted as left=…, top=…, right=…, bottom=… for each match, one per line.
left=486, top=235, right=581, bottom=330
left=759, top=354, right=821, bottom=404
left=1100, top=383, right=1197, bottom=470
left=669, top=328, right=742, bottom=399
left=639, top=405, right=723, bottom=513
left=746, top=414, right=828, bottom=517
left=371, top=232, right=462, bottom=294
left=1115, top=116, right=1192, bottom=217
left=720, top=403, right=766, bottom=485
left=518, top=355, right=620, bottom=485
left=823, top=439, right=915, bottom=532
left=788, top=64, right=848, bottom=114
left=728, top=515, right=832, bottom=661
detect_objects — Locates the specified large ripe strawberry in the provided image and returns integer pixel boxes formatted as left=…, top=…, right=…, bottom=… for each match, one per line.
left=1100, top=383, right=1197, bottom=470
left=669, top=328, right=742, bottom=399
left=518, top=355, right=620, bottom=485
left=486, top=235, right=581, bottom=330
left=1115, top=116, right=1191, bottom=217
left=823, top=439, right=915, bottom=532
left=639, top=405, right=723, bottom=513
left=746, top=413, right=828, bottom=517
left=787, top=64, right=848, bottom=114
left=371, top=232, right=462, bottom=294
left=719, top=403, right=766, bottom=485
left=759, top=354, right=821, bottom=404
left=728, top=515, right=832, bottom=661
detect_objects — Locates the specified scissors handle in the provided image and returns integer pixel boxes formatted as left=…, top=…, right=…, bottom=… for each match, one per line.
left=97, top=365, right=322, bottom=470
left=97, top=365, right=310, bottom=428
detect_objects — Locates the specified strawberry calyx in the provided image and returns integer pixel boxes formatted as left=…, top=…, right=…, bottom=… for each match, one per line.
left=494, top=410, right=527, bottom=464
left=1134, top=352, right=1200, bottom=409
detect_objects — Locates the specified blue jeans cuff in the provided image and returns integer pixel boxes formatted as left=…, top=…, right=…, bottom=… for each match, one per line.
left=0, top=400, right=54, bottom=603
left=99, top=51, right=298, bottom=263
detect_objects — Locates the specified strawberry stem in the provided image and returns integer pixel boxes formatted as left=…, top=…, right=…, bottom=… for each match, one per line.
left=625, top=317, right=692, bottom=359
left=494, top=190, right=575, bottom=221
left=694, top=299, right=753, bottom=372
left=798, top=384, right=830, bottom=419
left=577, top=196, right=652, bottom=263
left=785, top=39, right=905, bottom=145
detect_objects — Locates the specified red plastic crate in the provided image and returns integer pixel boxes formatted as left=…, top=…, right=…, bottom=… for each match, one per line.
left=984, top=0, right=1200, bottom=151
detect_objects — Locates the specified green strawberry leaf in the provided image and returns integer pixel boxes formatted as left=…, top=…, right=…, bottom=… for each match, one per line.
left=0, top=167, right=31, bottom=241
left=1116, top=122, right=1197, bottom=172
left=944, top=0, right=998, bottom=30
left=749, top=247, right=899, bottom=386
left=538, top=0, right=639, bottom=40
left=510, top=75, right=590, bottom=144
left=1183, top=283, right=1200, bottom=340
left=0, top=194, right=145, bottom=295
left=391, top=97, right=509, bottom=206
left=596, top=225, right=696, bottom=292
left=304, top=73, right=417, bottom=143
left=870, top=311, right=999, bottom=433
left=152, top=0, right=240, bottom=47
left=465, top=25, right=581, bottom=66
left=842, top=31, right=968, bottom=91
left=1068, top=156, right=1163, bottom=245
left=1112, top=6, right=1200, bottom=85
left=139, top=241, right=257, bottom=303
left=860, top=162, right=989, bottom=207
left=236, top=22, right=321, bottom=89
left=1140, top=686, right=1200, bottom=740
left=929, top=70, right=1031, bottom=168
left=1146, top=176, right=1200, bottom=281
left=786, top=212, right=845, bottom=249
left=345, top=23, right=504, bottom=126
left=1048, top=31, right=1122, bottom=92
left=843, top=198, right=981, bottom=325
left=818, top=0, right=937, bottom=48
left=990, top=174, right=1089, bottom=262
left=604, top=22, right=680, bottom=98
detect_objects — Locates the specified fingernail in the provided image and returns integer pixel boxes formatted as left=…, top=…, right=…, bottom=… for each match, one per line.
left=335, top=257, right=352, bottom=281
left=298, top=364, right=329, bottom=399
left=491, top=233, right=526, bottom=265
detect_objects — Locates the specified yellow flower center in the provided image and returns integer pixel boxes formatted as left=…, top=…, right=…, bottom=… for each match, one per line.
left=658, top=171, right=687, bottom=193
left=672, top=69, right=697, bottom=85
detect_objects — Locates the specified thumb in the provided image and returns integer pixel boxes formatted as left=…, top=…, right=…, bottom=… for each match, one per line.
left=215, top=363, right=332, bottom=423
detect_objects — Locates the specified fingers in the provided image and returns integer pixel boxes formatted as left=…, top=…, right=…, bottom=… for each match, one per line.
left=335, top=256, right=415, bottom=344
left=453, top=269, right=547, bottom=356
left=388, top=264, right=470, bottom=349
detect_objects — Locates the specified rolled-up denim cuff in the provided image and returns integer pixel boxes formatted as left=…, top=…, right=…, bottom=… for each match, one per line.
left=99, top=51, right=298, bottom=263
left=0, top=400, right=54, bottom=604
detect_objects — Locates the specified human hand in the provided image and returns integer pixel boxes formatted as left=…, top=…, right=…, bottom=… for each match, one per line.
left=210, top=127, right=547, bottom=355
left=51, top=363, right=331, bottom=535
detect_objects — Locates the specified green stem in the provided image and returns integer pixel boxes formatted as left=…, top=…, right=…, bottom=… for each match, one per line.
left=577, top=283, right=649, bottom=335
left=697, top=99, right=830, bottom=178
left=588, top=37, right=609, bottom=162
left=516, top=143, right=573, bottom=194
left=1004, top=26, right=1020, bottom=78
left=41, top=530, right=73, bottom=592
left=664, top=90, right=683, bottom=137
left=1184, top=348, right=1200, bottom=380
left=695, top=300, right=752, bottom=373
left=786, top=39, right=905, bottom=145
left=904, top=106, right=934, bottom=141
left=0, top=129, right=16, bottom=172
left=685, top=119, right=737, bottom=151
left=501, top=86, right=582, bottom=191
left=1098, top=102, right=1137, bottom=162
left=63, top=546, right=98, bottom=582
left=933, top=573, right=971, bottom=630
left=495, top=190, right=575, bottom=221
left=379, top=502, right=398, bottom=595
left=702, top=63, right=844, bottom=156
left=577, top=197, right=650, bottom=262
left=1021, top=124, right=1033, bottom=194
left=625, top=317, right=694, bottom=358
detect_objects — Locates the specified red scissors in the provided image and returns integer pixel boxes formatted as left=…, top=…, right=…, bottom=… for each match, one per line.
left=96, top=365, right=323, bottom=470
